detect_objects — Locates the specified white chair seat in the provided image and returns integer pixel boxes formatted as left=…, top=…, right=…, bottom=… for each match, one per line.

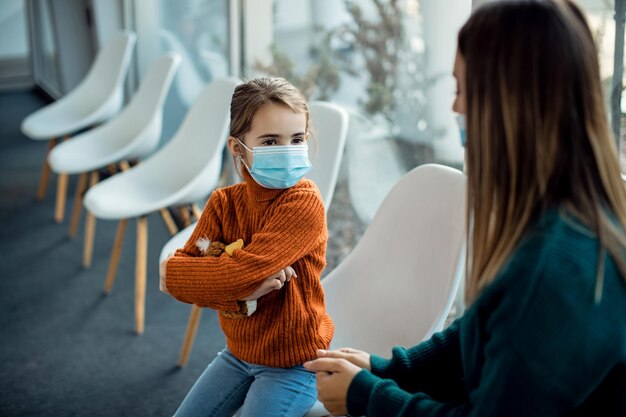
left=303, top=401, right=329, bottom=417
left=48, top=111, right=162, bottom=174
left=21, top=32, right=136, bottom=140
left=83, top=163, right=222, bottom=219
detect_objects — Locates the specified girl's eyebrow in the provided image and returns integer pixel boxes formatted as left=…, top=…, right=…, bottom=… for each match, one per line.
left=256, top=132, right=306, bottom=139
left=256, top=133, right=280, bottom=139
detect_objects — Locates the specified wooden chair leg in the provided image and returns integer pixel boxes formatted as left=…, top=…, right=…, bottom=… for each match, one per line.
left=37, top=138, right=58, bottom=201
left=119, top=160, right=131, bottom=171
left=179, top=206, right=192, bottom=228
left=106, top=164, right=117, bottom=176
left=160, top=208, right=178, bottom=236
left=191, top=203, right=203, bottom=221
left=178, top=305, right=202, bottom=367
left=54, top=173, right=69, bottom=223
left=104, top=219, right=128, bottom=294
left=52, top=136, right=72, bottom=222
left=82, top=171, right=100, bottom=268
left=135, top=216, right=148, bottom=335
left=68, top=173, right=88, bottom=237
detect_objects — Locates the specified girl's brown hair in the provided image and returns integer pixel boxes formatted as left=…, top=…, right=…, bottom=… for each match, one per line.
left=229, top=77, right=310, bottom=140
left=459, top=0, right=626, bottom=304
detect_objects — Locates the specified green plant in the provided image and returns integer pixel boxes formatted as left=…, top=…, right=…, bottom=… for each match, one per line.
left=337, top=0, right=405, bottom=120
left=254, top=31, right=342, bottom=101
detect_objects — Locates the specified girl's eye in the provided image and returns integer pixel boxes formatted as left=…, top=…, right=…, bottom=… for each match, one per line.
left=262, top=139, right=278, bottom=146
left=292, top=137, right=305, bottom=144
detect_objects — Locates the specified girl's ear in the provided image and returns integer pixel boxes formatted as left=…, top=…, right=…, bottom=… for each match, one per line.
left=227, top=136, right=241, bottom=156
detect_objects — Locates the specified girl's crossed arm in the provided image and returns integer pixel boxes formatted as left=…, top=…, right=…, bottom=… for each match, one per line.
left=163, top=188, right=325, bottom=311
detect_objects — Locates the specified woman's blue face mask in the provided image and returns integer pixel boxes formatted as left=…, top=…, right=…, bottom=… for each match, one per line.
left=237, top=138, right=312, bottom=189
left=455, top=114, right=466, bottom=147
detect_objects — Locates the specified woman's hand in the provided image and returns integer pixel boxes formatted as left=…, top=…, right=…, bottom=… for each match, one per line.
left=242, top=266, right=297, bottom=301
left=159, top=253, right=174, bottom=295
left=304, top=357, right=362, bottom=416
left=316, top=347, right=371, bottom=371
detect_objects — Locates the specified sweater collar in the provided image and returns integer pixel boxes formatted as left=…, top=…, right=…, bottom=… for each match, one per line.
left=242, top=166, right=285, bottom=202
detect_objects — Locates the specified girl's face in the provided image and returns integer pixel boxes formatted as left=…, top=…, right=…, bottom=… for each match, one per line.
left=452, top=49, right=467, bottom=115
left=228, top=102, right=308, bottom=167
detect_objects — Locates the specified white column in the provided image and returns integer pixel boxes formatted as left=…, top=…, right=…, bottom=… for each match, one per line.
left=311, top=0, right=350, bottom=30
left=243, top=0, right=273, bottom=73
left=422, top=0, right=472, bottom=164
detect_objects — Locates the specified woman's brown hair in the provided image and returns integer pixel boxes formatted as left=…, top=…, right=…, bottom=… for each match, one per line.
left=459, top=0, right=626, bottom=304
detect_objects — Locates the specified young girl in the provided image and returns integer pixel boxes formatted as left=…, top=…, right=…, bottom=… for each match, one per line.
left=159, top=77, right=334, bottom=417
left=305, top=1, right=626, bottom=415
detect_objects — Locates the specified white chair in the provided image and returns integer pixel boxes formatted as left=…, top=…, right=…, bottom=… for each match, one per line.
left=304, top=163, right=466, bottom=417
left=48, top=53, right=181, bottom=268
left=82, top=77, right=240, bottom=335
left=21, top=31, right=136, bottom=222
left=161, top=100, right=350, bottom=366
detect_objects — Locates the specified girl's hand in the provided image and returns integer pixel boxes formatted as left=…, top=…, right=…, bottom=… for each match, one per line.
left=315, top=347, right=372, bottom=371
left=242, top=266, right=297, bottom=301
left=159, top=252, right=174, bottom=295
left=303, top=357, right=362, bottom=416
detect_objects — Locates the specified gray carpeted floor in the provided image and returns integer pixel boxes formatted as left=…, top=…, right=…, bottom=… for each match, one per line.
left=0, top=89, right=228, bottom=417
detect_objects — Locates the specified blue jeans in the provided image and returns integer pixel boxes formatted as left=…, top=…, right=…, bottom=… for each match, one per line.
left=173, top=348, right=318, bottom=417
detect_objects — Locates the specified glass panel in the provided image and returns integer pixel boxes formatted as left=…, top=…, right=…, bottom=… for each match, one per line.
left=265, top=0, right=471, bottom=270
left=133, top=0, right=231, bottom=142
left=31, top=0, right=62, bottom=96
left=0, top=0, right=31, bottom=87
left=578, top=0, right=625, bottom=172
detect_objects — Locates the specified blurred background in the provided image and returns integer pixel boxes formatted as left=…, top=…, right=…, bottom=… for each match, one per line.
left=0, top=1, right=623, bottom=416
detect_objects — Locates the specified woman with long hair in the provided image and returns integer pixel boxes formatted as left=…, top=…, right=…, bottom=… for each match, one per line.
left=304, top=1, right=626, bottom=415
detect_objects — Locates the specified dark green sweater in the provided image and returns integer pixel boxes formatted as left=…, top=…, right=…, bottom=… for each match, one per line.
left=347, top=209, right=626, bottom=416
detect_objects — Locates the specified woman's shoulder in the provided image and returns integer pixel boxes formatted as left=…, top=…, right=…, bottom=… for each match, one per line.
left=490, top=207, right=626, bottom=314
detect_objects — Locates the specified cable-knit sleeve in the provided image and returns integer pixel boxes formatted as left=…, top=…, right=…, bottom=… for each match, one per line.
left=165, top=187, right=326, bottom=311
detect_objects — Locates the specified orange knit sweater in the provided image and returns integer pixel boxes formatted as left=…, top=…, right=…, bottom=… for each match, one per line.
left=165, top=169, right=334, bottom=368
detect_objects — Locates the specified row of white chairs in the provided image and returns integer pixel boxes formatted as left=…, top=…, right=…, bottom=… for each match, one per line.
left=19, top=30, right=355, bottom=338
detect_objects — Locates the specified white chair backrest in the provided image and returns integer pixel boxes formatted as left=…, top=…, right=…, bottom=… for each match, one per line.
left=323, top=164, right=466, bottom=357
left=20, top=31, right=136, bottom=139
left=122, top=52, right=181, bottom=124
left=134, top=77, right=240, bottom=199
left=306, top=101, right=349, bottom=209
left=76, top=31, right=137, bottom=110
left=108, top=53, right=180, bottom=157
left=83, top=77, right=239, bottom=220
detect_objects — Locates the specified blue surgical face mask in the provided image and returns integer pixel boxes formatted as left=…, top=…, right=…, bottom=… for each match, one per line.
left=455, top=114, right=466, bottom=147
left=237, top=139, right=312, bottom=189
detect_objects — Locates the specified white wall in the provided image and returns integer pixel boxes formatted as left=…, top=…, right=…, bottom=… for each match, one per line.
left=472, top=0, right=490, bottom=10
left=243, top=0, right=273, bottom=70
